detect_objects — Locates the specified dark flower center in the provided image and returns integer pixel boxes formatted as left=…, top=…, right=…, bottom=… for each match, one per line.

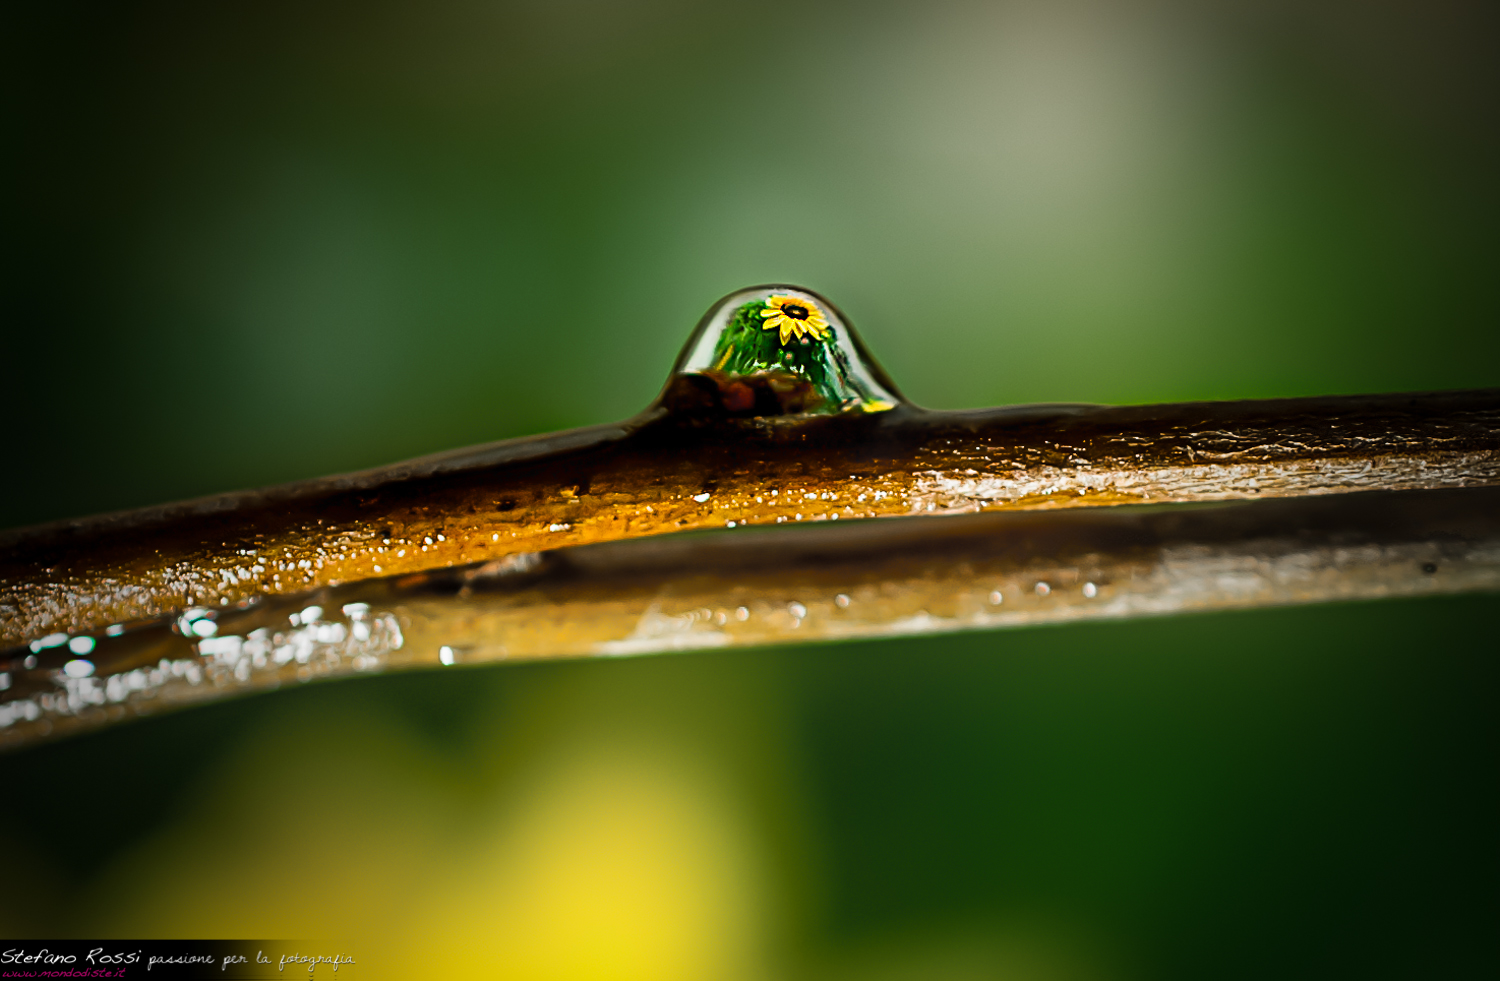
left=782, top=304, right=810, bottom=320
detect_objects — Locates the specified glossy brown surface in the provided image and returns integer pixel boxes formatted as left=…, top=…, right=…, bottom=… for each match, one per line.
left=5, top=486, right=1497, bottom=748
left=3, top=388, right=1499, bottom=646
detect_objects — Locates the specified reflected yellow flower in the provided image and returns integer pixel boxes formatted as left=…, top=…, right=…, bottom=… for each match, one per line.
left=760, top=295, right=830, bottom=345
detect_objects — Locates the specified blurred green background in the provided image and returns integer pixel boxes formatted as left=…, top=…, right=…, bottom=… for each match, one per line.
left=4, top=1, right=1498, bottom=977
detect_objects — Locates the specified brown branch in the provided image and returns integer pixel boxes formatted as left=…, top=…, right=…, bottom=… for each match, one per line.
left=5, top=486, right=1498, bottom=749
left=3, top=388, right=1499, bottom=646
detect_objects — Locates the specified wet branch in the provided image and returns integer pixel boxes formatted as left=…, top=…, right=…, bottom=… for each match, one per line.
left=3, top=388, right=1498, bottom=646
left=2, top=282, right=1497, bottom=747
left=4, top=486, right=1498, bottom=748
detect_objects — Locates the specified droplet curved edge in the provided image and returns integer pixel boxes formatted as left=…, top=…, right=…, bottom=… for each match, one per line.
left=656, top=285, right=907, bottom=419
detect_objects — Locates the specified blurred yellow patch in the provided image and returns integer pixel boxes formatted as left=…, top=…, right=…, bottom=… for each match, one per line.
left=81, top=666, right=784, bottom=981
left=391, top=748, right=765, bottom=980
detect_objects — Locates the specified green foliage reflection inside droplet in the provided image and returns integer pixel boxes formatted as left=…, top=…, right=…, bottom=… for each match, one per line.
left=708, top=300, right=883, bottom=414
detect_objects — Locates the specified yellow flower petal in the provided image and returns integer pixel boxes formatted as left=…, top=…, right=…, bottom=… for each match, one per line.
left=757, top=296, right=831, bottom=347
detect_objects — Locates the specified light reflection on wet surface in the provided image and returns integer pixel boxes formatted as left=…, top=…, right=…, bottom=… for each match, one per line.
left=4, top=486, right=1499, bottom=747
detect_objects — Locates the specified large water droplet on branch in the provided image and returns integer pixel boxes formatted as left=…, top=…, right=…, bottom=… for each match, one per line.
left=659, top=286, right=904, bottom=418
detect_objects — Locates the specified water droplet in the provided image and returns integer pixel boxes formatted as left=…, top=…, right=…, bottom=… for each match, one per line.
left=659, top=286, right=904, bottom=418
left=735, top=606, right=750, bottom=621
left=1083, top=582, right=1098, bottom=598
left=788, top=601, right=807, bottom=619
left=1035, top=582, right=1051, bottom=596
left=63, top=659, right=95, bottom=679
left=693, top=492, right=711, bottom=503
left=68, top=636, right=96, bottom=655
left=192, top=619, right=218, bottom=637
left=835, top=594, right=851, bottom=608
left=29, top=632, right=68, bottom=653
left=23, top=655, right=38, bottom=669
left=301, top=605, right=323, bottom=623
left=989, top=590, right=1003, bottom=605
left=105, top=625, right=125, bottom=637
left=439, top=646, right=455, bottom=666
